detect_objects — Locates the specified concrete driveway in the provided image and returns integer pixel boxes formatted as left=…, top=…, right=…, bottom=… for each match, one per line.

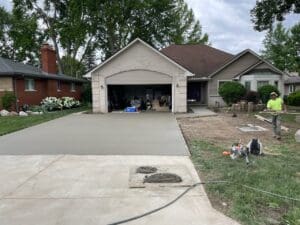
left=0, top=113, right=188, bottom=155
left=0, top=155, right=239, bottom=225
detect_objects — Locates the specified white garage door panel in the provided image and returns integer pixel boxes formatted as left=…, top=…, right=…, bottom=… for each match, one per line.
left=106, top=70, right=172, bottom=85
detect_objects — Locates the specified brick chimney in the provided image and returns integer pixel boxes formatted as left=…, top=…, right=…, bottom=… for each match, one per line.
left=41, top=43, right=57, bottom=74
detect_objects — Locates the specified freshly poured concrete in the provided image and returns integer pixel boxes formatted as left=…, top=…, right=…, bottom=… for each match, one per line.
left=0, top=155, right=240, bottom=225
left=0, top=113, right=188, bottom=155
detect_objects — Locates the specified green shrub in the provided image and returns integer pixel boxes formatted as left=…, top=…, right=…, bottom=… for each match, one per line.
left=287, top=91, right=300, bottom=106
left=218, top=81, right=246, bottom=105
left=1, top=91, right=16, bottom=110
left=257, top=85, right=280, bottom=104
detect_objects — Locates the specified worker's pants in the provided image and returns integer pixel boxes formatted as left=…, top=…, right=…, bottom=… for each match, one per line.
left=272, top=115, right=281, bottom=137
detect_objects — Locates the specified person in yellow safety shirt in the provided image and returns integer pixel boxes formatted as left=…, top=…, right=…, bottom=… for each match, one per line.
left=266, top=92, right=286, bottom=140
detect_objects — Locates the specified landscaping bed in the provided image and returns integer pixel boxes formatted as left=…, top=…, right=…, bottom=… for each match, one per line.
left=178, top=113, right=300, bottom=225
left=0, top=106, right=88, bottom=136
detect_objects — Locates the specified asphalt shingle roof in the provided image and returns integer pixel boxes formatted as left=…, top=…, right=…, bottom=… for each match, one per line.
left=0, top=57, right=86, bottom=82
left=285, top=76, right=300, bottom=84
left=160, top=44, right=234, bottom=78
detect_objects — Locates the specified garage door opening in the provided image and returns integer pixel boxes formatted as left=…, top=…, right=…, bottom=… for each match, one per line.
left=108, top=85, right=172, bottom=112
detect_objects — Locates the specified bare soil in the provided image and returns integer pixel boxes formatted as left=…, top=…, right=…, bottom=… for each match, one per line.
left=178, top=113, right=293, bottom=148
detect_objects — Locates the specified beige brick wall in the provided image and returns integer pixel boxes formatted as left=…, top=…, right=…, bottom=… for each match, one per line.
left=0, top=77, right=13, bottom=91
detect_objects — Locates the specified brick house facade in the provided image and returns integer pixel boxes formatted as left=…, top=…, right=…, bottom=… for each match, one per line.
left=0, top=44, right=86, bottom=110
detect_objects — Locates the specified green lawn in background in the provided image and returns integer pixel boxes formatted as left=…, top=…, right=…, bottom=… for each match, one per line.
left=0, top=106, right=89, bottom=136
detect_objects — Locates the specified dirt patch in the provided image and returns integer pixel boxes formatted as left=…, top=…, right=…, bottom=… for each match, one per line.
left=178, top=113, right=288, bottom=147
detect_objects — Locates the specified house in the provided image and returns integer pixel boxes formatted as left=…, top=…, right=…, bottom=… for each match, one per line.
left=0, top=44, right=86, bottom=110
left=85, top=38, right=287, bottom=113
left=284, top=74, right=300, bottom=95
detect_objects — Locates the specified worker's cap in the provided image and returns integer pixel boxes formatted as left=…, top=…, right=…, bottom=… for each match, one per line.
left=270, top=92, right=278, bottom=97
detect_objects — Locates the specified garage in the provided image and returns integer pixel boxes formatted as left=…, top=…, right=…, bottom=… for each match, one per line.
left=108, top=84, right=172, bottom=112
left=88, top=38, right=193, bottom=113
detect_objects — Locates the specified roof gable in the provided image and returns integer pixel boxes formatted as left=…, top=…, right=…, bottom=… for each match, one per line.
left=209, top=49, right=287, bottom=78
left=85, top=38, right=193, bottom=78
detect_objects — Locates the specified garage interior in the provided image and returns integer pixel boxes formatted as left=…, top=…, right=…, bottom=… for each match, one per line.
left=108, top=84, right=172, bottom=112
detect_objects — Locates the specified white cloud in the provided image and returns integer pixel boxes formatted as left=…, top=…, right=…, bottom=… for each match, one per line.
left=186, top=0, right=266, bottom=53
left=186, top=0, right=299, bottom=54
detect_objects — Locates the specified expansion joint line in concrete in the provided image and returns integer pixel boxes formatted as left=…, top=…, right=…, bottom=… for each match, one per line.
left=0, top=155, right=65, bottom=200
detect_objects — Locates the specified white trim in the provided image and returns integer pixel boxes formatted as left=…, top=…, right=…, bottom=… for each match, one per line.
left=83, top=38, right=194, bottom=78
left=289, top=84, right=295, bottom=94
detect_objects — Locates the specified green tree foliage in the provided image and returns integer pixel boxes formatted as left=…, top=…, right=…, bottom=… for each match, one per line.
left=0, top=6, right=42, bottom=64
left=251, top=0, right=300, bottom=31
left=11, top=0, right=209, bottom=75
left=287, top=90, right=300, bottom=106
left=262, top=23, right=300, bottom=73
left=61, top=56, right=86, bottom=78
left=257, top=84, right=280, bottom=104
left=218, top=82, right=246, bottom=105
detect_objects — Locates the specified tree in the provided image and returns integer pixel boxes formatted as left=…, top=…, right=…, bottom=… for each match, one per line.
left=251, top=0, right=300, bottom=31
left=11, top=0, right=208, bottom=74
left=0, top=6, right=42, bottom=64
left=262, top=23, right=300, bottom=73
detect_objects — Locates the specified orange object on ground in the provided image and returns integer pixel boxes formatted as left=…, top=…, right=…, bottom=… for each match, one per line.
left=223, top=151, right=231, bottom=156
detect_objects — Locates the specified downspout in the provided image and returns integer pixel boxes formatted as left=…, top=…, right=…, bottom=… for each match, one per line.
left=13, top=77, right=19, bottom=112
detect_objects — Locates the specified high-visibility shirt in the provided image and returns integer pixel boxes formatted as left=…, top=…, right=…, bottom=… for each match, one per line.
left=267, top=98, right=283, bottom=111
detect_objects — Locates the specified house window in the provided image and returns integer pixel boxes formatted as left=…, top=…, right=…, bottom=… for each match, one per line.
left=257, top=81, right=269, bottom=89
left=57, top=80, right=61, bottom=91
left=70, top=82, right=76, bottom=92
left=25, top=78, right=35, bottom=91
left=218, top=80, right=231, bottom=90
left=289, top=84, right=295, bottom=93
left=274, top=81, right=278, bottom=88
left=245, top=81, right=251, bottom=91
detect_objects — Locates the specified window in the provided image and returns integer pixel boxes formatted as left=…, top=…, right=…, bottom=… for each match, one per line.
left=274, top=81, right=278, bottom=88
left=25, top=79, right=35, bottom=91
left=70, top=82, right=76, bottom=92
left=218, top=80, right=231, bottom=90
left=289, top=84, right=295, bottom=93
left=57, top=80, right=61, bottom=91
left=245, top=81, right=251, bottom=91
left=257, top=81, right=269, bottom=89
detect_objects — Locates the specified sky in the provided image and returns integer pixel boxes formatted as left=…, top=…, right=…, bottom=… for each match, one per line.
left=185, top=0, right=300, bottom=53
left=1, top=0, right=299, bottom=54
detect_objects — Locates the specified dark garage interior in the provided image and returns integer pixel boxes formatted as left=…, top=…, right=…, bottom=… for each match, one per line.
left=108, top=84, right=172, bottom=112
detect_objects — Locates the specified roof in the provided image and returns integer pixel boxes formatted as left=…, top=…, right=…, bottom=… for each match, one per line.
left=160, top=44, right=234, bottom=78
left=285, top=76, right=300, bottom=84
left=83, top=38, right=194, bottom=78
left=0, top=57, right=86, bottom=82
left=209, top=49, right=287, bottom=78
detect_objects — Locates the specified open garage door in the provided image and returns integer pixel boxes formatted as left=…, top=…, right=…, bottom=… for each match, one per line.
left=108, top=84, right=172, bottom=112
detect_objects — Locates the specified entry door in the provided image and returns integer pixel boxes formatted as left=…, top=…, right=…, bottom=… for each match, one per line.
left=187, top=82, right=201, bottom=102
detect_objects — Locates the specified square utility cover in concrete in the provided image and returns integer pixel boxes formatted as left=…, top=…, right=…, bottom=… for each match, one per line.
left=129, top=165, right=194, bottom=188
left=238, top=124, right=268, bottom=132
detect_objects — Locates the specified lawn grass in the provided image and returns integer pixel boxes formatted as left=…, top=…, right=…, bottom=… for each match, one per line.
left=0, top=106, right=89, bottom=136
left=189, top=116, right=300, bottom=225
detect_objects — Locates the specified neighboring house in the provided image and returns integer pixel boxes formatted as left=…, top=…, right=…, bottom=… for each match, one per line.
left=0, top=44, right=86, bottom=110
left=284, top=76, right=300, bottom=95
left=86, top=38, right=287, bottom=113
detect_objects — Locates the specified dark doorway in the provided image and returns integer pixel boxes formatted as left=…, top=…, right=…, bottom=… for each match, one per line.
left=187, top=82, right=201, bottom=102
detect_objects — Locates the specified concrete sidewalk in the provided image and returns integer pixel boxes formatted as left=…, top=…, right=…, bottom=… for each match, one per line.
left=0, top=155, right=240, bottom=225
